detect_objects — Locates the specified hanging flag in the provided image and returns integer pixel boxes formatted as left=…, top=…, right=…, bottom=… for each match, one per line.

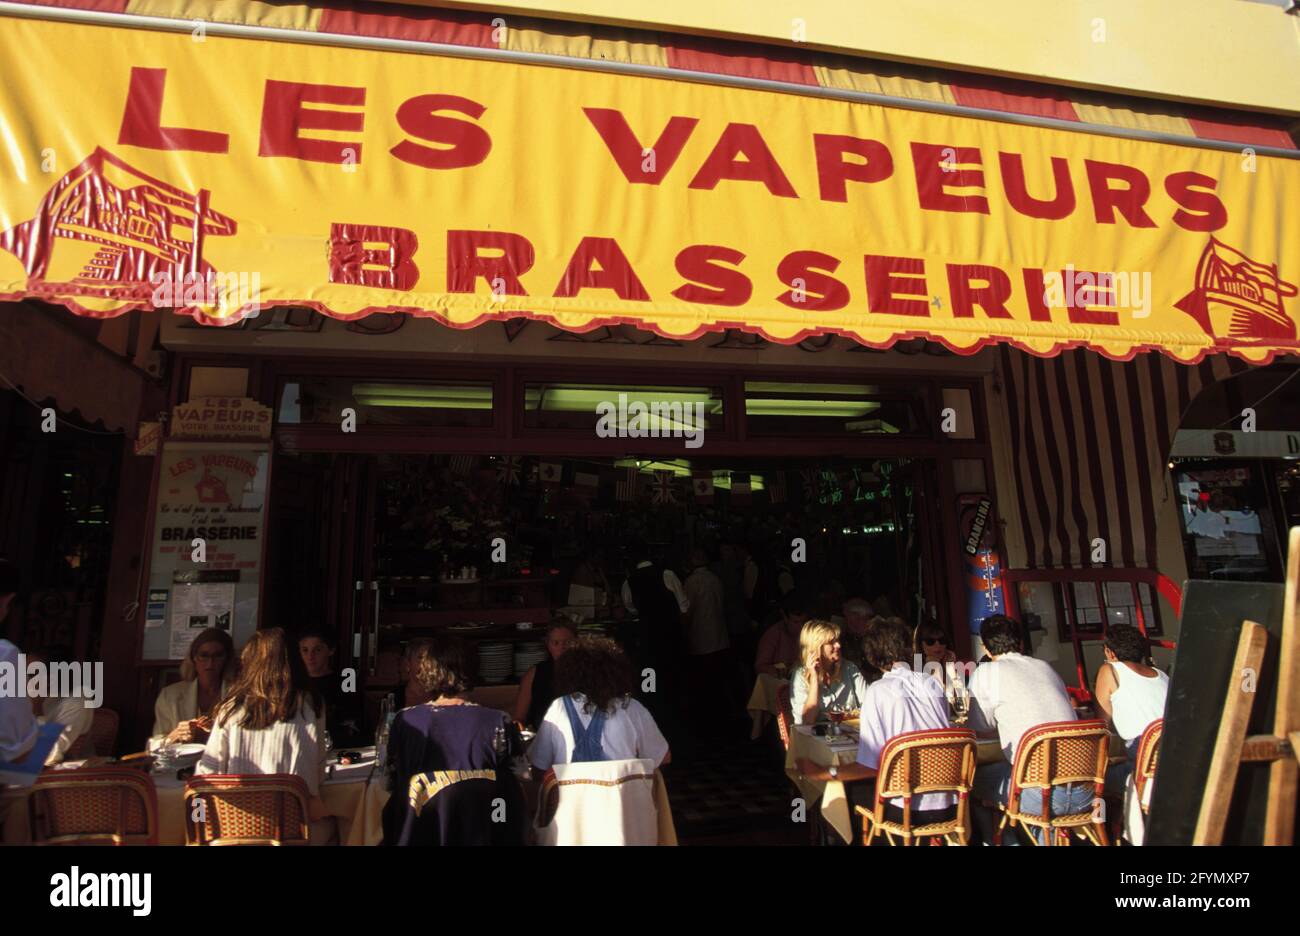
left=799, top=468, right=818, bottom=496
left=575, top=471, right=599, bottom=496
left=616, top=465, right=640, bottom=502
left=767, top=472, right=787, bottom=504
left=652, top=471, right=679, bottom=505
left=731, top=474, right=752, bottom=506
left=539, top=461, right=564, bottom=487
left=496, top=455, right=522, bottom=486
left=449, top=455, right=477, bottom=476
left=692, top=470, right=715, bottom=503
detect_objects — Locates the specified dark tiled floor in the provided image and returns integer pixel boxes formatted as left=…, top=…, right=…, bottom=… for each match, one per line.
left=661, top=724, right=808, bottom=845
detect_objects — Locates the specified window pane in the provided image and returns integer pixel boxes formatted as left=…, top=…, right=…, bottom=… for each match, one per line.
left=744, top=381, right=927, bottom=436
left=1104, top=581, right=1133, bottom=607
left=278, top=378, right=494, bottom=428
left=522, top=382, right=723, bottom=433
left=1073, top=581, right=1099, bottom=608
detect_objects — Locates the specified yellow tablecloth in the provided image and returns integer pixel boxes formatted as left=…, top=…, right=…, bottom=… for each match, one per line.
left=3, top=772, right=371, bottom=845
left=746, top=674, right=790, bottom=740
left=352, top=769, right=678, bottom=845
left=784, top=731, right=1128, bottom=844
left=784, top=725, right=861, bottom=844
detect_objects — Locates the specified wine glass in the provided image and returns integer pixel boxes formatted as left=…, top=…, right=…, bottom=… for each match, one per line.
left=827, top=701, right=845, bottom=738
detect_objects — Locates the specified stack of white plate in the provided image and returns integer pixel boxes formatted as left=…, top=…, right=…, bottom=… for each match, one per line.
left=513, top=642, right=547, bottom=677
left=478, top=642, right=514, bottom=683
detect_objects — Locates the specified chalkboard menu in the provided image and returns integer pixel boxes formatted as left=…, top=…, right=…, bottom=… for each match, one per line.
left=1146, top=580, right=1287, bottom=845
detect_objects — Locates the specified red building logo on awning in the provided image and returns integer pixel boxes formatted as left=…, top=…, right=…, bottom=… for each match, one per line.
left=0, top=147, right=236, bottom=314
left=1176, top=238, right=1298, bottom=343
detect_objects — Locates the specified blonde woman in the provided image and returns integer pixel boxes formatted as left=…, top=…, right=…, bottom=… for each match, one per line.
left=791, top=619, right=867, bottom=725
left=152, top=628, right=235, bottom=744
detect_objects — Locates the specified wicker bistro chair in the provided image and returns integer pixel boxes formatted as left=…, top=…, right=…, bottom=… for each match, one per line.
left=184, top=774, right=311, bottom=845
left=775, top=682, right=794, bottom=752
left=997, top=719, right=1110, bottom=846
left=853, top=728, right=977, bottom=846
left=1133, top=718, right=1164, bottom=815
left=66, top=708, right=121, bottom=760
left=28, top=767, right=159, bottom=845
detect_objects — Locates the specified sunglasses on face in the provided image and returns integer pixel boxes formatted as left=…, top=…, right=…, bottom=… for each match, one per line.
left=922, top=637, right=947, bottom=646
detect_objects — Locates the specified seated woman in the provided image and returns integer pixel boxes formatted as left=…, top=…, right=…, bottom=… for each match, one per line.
left=791, top=619, right=867, bottom=725
left=196, top=628, right=332, bottom=843
left=153, top=628, right=235, bottom=744
left=512, top=619, right=577, bottom=729
left=398, top=638, right=435, bottom=709
left=382, top=634, right=524, bottom=846
left=298, top=628, right=364, bottom=746
left=914, top=620, right=970, bottom=716
left=529, top=636, right=670, bottom=771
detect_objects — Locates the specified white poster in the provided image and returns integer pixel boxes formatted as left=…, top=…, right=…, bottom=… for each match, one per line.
left=145, top=442, right=270, bottom=660
left=167, top=582, right=237, bottom=658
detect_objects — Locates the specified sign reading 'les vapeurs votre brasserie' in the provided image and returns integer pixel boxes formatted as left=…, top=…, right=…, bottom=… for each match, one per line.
left=170, top=397, right=272, bottom=440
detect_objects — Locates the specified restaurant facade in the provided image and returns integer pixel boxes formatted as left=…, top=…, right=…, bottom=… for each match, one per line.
left=1, top=0, right=1298, bottom=750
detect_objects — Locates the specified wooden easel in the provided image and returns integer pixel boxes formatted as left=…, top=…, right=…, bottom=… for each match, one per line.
left=1193, top=528, right=1300, bottom=845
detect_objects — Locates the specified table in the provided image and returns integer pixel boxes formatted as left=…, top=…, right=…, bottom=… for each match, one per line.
left=746, top=673, right=790, bottom=740
left=2, top=766, right=373, bottom=845
left=784, top=723, right=861, bottom=844
left=975, top=733, right=1128, bottom=766
left=787, top=729, right=1130, bottom=844
left=348, top=768, right=678, bottom=845
left=3, top=753, right=679, bottom=846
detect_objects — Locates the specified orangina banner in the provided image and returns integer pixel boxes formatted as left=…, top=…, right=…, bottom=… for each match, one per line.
left=1, top=15, right=1297, bottom=361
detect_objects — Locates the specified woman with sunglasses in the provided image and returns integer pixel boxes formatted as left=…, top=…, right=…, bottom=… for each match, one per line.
left=915, top=621, right=957, bottom=667
left=915, top=621, right=971, bottom=720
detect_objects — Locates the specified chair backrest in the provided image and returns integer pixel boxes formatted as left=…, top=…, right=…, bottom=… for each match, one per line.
left=1133, top=718, right=1163, bottom=811
left=775, top=682, right=794, bottom=751
left=29, top=767, right=159, bottom=845
left=67, top=708, right=120, bottom=760
left=184, top=774, right=311, bottom=845
left=89, top=709, right=120, bottom=758
left=874, top=728, right=977, bottom=804
left=394, top=769, right=522, bottom=845
left=535, top=758, right=659, bottom=845
left=1012, top=719, right=1109, bottom=795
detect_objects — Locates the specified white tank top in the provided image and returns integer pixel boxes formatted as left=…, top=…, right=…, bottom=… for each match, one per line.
left=1109, top=662, right=1170, bottom=742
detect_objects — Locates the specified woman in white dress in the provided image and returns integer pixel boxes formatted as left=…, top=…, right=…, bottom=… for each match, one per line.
left=197, top=627, right=331, bottom=842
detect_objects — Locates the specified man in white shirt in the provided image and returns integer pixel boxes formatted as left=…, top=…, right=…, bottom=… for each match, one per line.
left=854, top=619, right=952, bottom=828
left=0, top=561, right=37, bottom=766
left=967, top=615, right=1090, bottom=844
left=620, top=562, right=689, bottom=616
left=28, top=647, right=94, bottom=764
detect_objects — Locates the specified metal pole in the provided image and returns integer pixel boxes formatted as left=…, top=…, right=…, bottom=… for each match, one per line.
left=2, top=1, right=1297, bottom=160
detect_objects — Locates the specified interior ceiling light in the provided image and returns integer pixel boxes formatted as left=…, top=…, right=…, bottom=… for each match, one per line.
left=525, top=386, right=720, bottom=412
left=745, top=399, right=880, bottom=417
left=352, top=383, right=493, bottom=409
